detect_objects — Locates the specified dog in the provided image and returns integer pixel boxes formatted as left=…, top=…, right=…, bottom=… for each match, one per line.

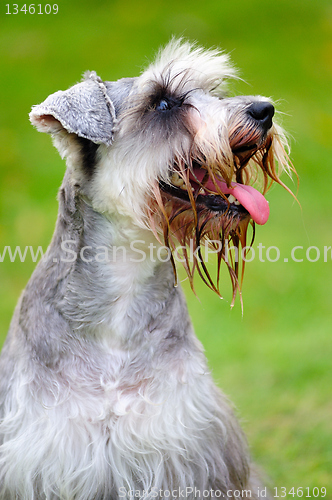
left=0, top=40, right=292, bottom=499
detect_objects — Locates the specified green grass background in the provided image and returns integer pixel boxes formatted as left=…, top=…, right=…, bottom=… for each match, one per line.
left=1, top=0, right=331, bottom=494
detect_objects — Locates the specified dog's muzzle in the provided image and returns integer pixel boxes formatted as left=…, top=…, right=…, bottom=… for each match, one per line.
left=231, top=101, right=275, bottom=157
left=160, top=100, right=276, bottom=226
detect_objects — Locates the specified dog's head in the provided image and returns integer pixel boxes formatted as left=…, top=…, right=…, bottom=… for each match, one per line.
left=30, top=39, right=294, bottom=299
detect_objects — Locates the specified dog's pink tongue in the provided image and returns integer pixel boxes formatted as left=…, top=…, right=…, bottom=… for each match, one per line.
left=192, top=170, right=270, bottom=225
left=220, top=182, right=269, bottom=225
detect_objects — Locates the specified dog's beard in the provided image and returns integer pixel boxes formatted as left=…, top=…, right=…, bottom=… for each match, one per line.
left=149, top=128, right=295, bottom=304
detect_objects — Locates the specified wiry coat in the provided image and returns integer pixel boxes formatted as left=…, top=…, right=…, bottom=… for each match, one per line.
left=0, top=40, right=288, bottom=499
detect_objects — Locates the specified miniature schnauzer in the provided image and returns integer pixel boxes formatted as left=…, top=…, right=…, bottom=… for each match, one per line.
left=0, top=40, right=291, bottom=499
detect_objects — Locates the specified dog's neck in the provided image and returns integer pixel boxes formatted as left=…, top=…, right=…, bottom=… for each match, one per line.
left=36, top=170, right=182, bottom=350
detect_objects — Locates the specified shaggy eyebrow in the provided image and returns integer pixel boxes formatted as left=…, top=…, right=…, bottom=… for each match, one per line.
left=147, top=82, right=188, bottom=108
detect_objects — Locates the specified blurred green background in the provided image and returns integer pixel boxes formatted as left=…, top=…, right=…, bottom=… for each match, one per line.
left=1, top=0, right=331, bottom=493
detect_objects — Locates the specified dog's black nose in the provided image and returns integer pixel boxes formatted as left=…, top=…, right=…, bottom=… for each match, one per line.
left=247, top=101, right=275, bottom=131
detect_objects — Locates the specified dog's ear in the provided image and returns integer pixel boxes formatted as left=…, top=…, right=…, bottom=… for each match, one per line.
left=29, top=72, right=116, bottom=146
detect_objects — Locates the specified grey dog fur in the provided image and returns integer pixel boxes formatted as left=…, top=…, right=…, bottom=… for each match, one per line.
left=0, top=41, right=278, bottom=499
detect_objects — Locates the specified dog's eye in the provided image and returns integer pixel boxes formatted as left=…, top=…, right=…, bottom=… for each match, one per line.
left=155, top=99, right=172, bottom=111
left=153, top=95, right=184, bottom=112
